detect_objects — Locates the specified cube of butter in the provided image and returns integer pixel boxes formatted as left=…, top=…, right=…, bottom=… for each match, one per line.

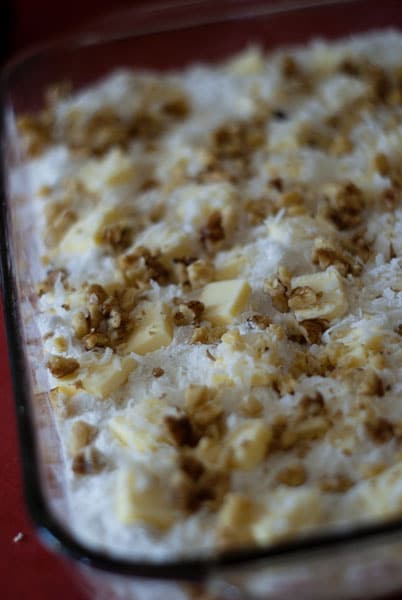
left=82, top=355, right=136, bottom=399
left=136, top=222, right=195, bottom=261
left=59, top=206, right=125, bottom=256
left=115, top=468, right=177, bottom=529
left=228, top=420, right=272, bottom=470
left=79, top=148, right=134, bottom=192
left=290, top=267, right=348, bottom=321
left=124, top=302, right=173, bottom=355
left=109, top=416, right=157, bottom=453
left=200, top=280, right=251, bottom=326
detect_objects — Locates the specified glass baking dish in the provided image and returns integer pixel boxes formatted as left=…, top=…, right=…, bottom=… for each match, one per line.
left=2, top=0, right=402, bottom=598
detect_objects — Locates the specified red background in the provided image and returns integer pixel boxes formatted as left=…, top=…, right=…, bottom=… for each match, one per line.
left=1, top=4, right=137, bottom=599
left=1, top=1, right=402, bottom=599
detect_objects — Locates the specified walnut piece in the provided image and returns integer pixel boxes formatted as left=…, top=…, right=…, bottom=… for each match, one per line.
left=164, top=415, right=199, bottom=448
left=312, top=237, right=362, bottom=277
left=264, top=267, right=291, bottom=313
left=320, top=474, right=354, bottom=493
left=324, top=182, right=365, bottom=230
left=72, top=446, right=106, bottom=475
left=187, top=259, right=215, bottom=289
left=47, top=355, right=79, bottom=378
left=191, top=326, right=226, bottom=344
left=118, top=246, right=170, bottom=288
left=365, top=418, right=394, bottom=444
left=173, top=300, right=205, bottom=326
left=200, top=211, right=225, bottom=252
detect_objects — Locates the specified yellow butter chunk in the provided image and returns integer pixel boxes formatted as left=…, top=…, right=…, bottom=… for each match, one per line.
left=82, top=355, right=136, bottom=399
left=215, top=256, right=247, bottom=281
left=252, top=489, right=322, bottom=545
left=227, top=420, right=272, bottom=470
left=109, top=416, right=156, bottom=453
left=115, top=468, right=177, bottom=529
left=200, top=280, right=251, bottom=326
left=109, top=398, right=166, bottom=453
left=290, top=267, right=348, bottom=321
left=79, top=148, right=135, bottom=192
left=136, top=222, right=194, bottom=260
left=125, top=302, right=173, bottom=355
left=58, top=205, right=126, bottom=255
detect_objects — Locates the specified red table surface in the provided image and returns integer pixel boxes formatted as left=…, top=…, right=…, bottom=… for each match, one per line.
left=0, top=297, right=87, bottom=600
left=2, top=1, right=402, bottom=598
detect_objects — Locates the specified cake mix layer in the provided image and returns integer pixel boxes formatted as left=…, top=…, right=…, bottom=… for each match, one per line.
left=17, top=30, right=402, bottom=559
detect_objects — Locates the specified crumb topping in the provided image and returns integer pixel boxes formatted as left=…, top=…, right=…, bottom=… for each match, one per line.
left=24, top=31, right=402, bottom=559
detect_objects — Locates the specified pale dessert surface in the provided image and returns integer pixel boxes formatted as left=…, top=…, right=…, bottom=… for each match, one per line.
left=17, top=30, right=402, bottom=559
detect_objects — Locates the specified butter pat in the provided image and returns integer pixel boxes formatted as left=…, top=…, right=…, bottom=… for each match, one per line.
left=82, top=355, right=136, bottom=398
left=136, top=222, right=195, bottom=261
left=125, top=302, right=173, bottom=354
left=115, top=468, right=177, bottom=528
left=109, top=416, right=156, bottom=453
left=200, top=279, right=251, bottom=325
left=59, top=205, right=127, bottom=255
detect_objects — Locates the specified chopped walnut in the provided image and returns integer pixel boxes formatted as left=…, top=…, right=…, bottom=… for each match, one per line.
left=365, top=418, right=394, bottom=444
left=36, top=268, right=68, bottom=296
left=84, top=332, right=110, bottom=350
left=299, top=319, right=329, bottom=344
left=118, top=246, right=170, bottom=288
left=329, top=134, right=353, bottom=157
left=178, top=454, right=205, bottom=481
left=324, top=182, right=365, bottom=230
left=244, top=198, right=273, bottom=224
left=102, top=224, right=133, bottom=251
left=312, top=237, right=362, bottom=276
left=382, top=187, right=399, bottom=211
left=164, top=415, right=199, bottom=448
left=269, top=177, right=284, bottom=192
left=320, top=474, right=354, bottom=493
left=247, top=314, right=272, bottom=329
left=172, top=464, right=229, bottom=513
left=240, top=396, right=263, bottom=418
left=173, top=300, right=205, bottom=326
left=72, top=446, right=106, bottom=475
left=276, top=190, right=306, bottom=216
left=17, top=111, right=53, bottom=157
left=200, top=211, right=225, bottom=252
left=288, top=286, right=321, bottom=311
left=72, top=312, right=89, bottom=339
left=47, top=355, right=79, bottom=378
left=276, top=464, right=306, bottom=486
left=358, top=371, right=385, bottom=397
left=297, top=122, right=333, bottom=151
left=191, top=326, right=226, bottom=344
left=74, top=283, right=135, bottom=350
left=374, top=152, right=390, bottom=177
left=212, top=119, right=264, bottom=160
left=281, top=55, right=300, bottom=78
left=298, top=392, right=326, bottom=418
left=63, top=107, right=130, bottom=155
left=69, top=420, right=97, bottom=456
